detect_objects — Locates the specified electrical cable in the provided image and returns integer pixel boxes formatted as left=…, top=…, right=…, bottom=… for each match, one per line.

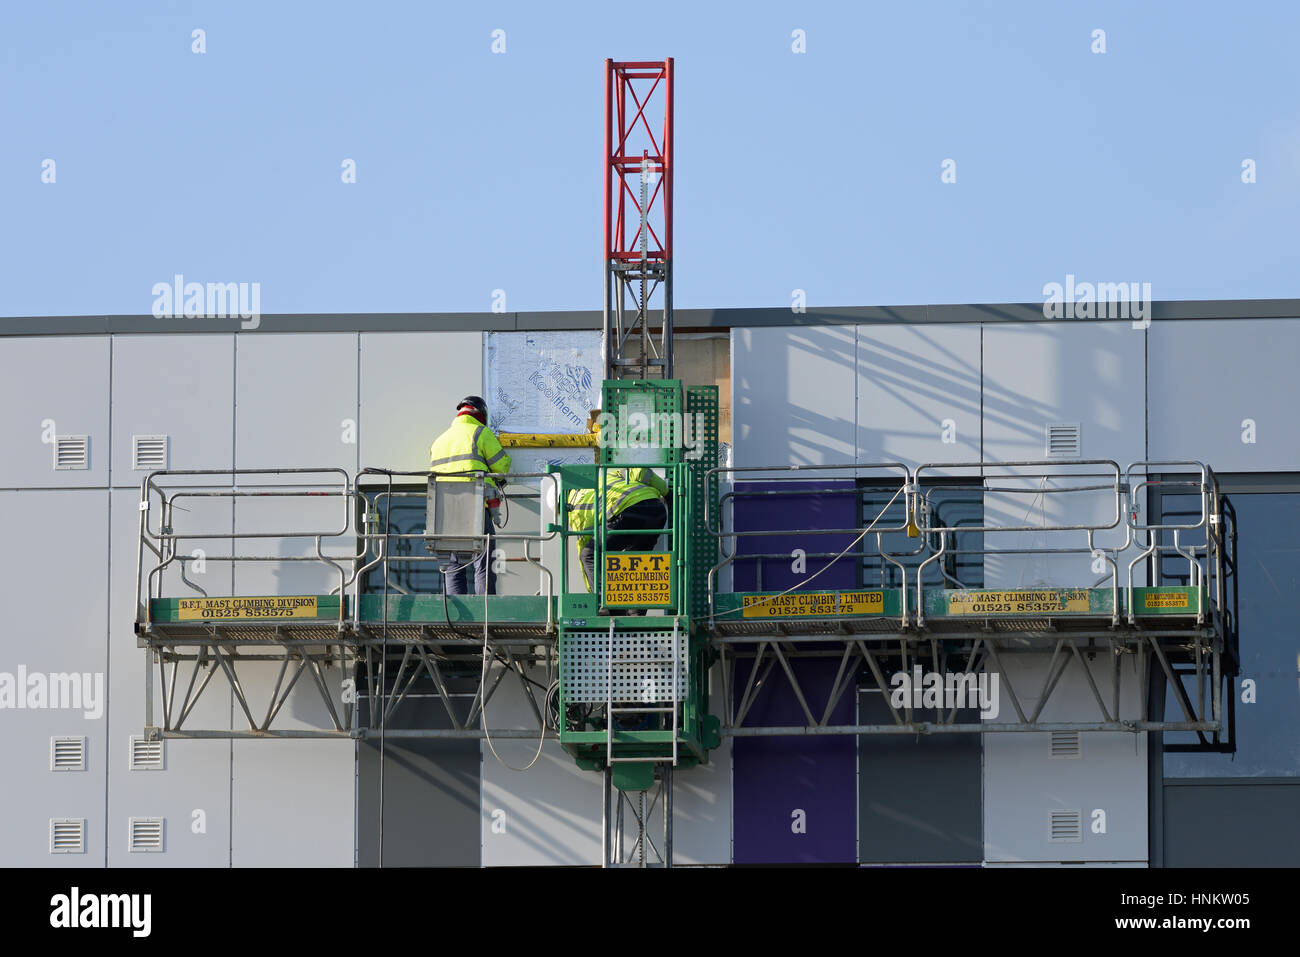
left=377, top=469, right=393, bottom=868
left=479, top=546, right=548, bottom=772
left=465, top=475, right=545, bottom=772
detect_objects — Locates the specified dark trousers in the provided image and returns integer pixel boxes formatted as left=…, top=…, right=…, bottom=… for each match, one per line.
left=444, top=510, right=494, bottom=595
left=580, top=498, right=669, bottom=592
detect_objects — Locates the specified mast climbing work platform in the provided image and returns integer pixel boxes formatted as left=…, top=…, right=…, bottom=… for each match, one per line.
left=132, top=449, right=1237, bottom=867
left=134, top=457, right=1237, bottom=746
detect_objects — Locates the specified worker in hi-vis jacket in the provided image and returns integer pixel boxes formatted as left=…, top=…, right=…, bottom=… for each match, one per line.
left=429, top=395, right=511, bottom=595
left=566, top=467, right=669, bottom=607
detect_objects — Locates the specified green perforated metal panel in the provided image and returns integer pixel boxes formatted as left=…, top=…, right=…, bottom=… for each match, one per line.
left=599, top=379, right=684, bottom=466
left=685, top=386, right=719, bottom=621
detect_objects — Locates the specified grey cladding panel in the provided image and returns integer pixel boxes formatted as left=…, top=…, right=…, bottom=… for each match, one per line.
left=0, top=337, right=110, bottom=488
left=856, top=323, right=981, bottom=468
left=235, top=334, right=358, bottom=477
left=480, top=664, right=602, bottom=866
left=107, top=490, right=232, bottom=865
left=732, top=327, right=856, bottom=467
left=1162, top=781, right=1300, bottom=867
left=858, top=691, right=982, bottom=864
left=1149, top=318, right=1300, bottom=470
left=983, top=654, right=1147, bottom=863
left=230, top=738, right=355, bottom=867
left=0, top=490, right=109, bottom=865
left=110, top=335, right=234, bottom=484
left=357, top=698, right=480, bottom=867
left=982, top=322, right=1144, bottom=467
left=359, top=332, right=483, bottom=474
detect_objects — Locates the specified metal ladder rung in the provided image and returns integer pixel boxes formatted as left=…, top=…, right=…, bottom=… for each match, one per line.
left=606, top=617, right=682, bottom=770
left=607, top=756, right=668, bottom=764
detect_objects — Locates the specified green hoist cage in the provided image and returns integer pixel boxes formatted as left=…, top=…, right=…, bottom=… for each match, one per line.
left=550, top=379, right=722, bottom=792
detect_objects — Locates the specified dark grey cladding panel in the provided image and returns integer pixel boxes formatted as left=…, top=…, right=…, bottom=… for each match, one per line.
left=357, top=696, right=481, bottom=867
left=514, top=309, right=601, bottom=330
left=3, top=299, right=1300, bottom=336
left=857, top=691, right=983, bottom=864
left=1162, top=780, right=1300, bottom=867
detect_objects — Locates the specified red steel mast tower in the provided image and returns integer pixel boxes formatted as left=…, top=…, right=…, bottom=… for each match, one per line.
left=604, top=58, right=673, bottom=380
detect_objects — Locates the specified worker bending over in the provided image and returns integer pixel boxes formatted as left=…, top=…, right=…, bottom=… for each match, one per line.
left=429, top=395, right=511, bottom=595
left=568, top=467, right=669, bottom=599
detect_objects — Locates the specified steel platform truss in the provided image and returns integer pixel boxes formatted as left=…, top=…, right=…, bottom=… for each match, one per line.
left=141, top=630, right=556, bottom=741
left=714, top=628, right=1228, bottom=742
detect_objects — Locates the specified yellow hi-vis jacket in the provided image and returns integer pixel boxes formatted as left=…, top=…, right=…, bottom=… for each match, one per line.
left=567, top=467, right=669, bottom=553
left=429, top=414, right=511, bottom=493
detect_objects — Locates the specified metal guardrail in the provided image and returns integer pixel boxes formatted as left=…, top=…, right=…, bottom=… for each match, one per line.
left=135, top=467, right=566, bottom=632
left=704, top=459, right=1229, bottom=629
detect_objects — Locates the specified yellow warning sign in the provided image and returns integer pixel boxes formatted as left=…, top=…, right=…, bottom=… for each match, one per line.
left=741, top=591, right=884, bottom=618
left=1144, top=592, right=1190, bottom=609
left=177, top=596, right=320, bottom=620
left=839, top=591, right=885, bottom=615
left=604, top=553, right=672, bottom=606
left=948, top=589, right=1089, bottom=615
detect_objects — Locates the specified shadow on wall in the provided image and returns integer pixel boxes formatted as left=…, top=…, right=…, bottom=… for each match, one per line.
left=855, top=325, right=981, bottom=464
left=981, top=321, right=1133, bottom=462
left=733, top=326, right=856, bottom=467
left=735, top=319, right=1136, bottom=469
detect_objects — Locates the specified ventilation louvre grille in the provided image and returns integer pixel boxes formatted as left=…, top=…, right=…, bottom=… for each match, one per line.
left=1045, top=424, right=1081, bottom=458
left=1049, top=809, right=1084, bottom=843
left=1049, top=730, right=1082, bottom=759
left=50, top=818, right=86, bottom=854
left=132, top=435, right=169, bottom=471
left=53, top=435, right=89, bottom=470
left=50, top=736, right=87, bottom=772
left=129, top=736, right=164, bottom=771
left=128, top=817, right=164, bottom=853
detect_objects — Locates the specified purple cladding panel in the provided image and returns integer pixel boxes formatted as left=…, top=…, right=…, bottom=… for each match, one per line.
left=731, top=479, right=860, bottom=591
left=733, top=657, right=857, bottom=863
left=730, top=480, right=859, bottom=864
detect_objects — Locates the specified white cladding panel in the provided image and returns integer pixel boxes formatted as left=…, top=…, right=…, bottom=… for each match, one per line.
left=856, top=324, right=981, bottom=468
left=108, top=490, right=232, bottom=865
left=234, top=334, right=358, bottom=477
left=0, top=337, right=110, bottom=488
left=359, top=332, right=484, bottom=474
left=109, top=335, right=235, bottom=485
left=0, top=491, right=109, bottom=865
left=983, top=653, right=1148, bottom=863
left=480, top=664, right=602, bottom=866
left=732, top=327, right=857, bottom=468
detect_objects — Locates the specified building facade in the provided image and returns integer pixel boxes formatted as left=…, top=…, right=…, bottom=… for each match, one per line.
left=2, top=300, right=1297, bottom=866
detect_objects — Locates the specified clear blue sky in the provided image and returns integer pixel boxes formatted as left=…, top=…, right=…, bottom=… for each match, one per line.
left=4, top=1, right=1299, bottom=317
